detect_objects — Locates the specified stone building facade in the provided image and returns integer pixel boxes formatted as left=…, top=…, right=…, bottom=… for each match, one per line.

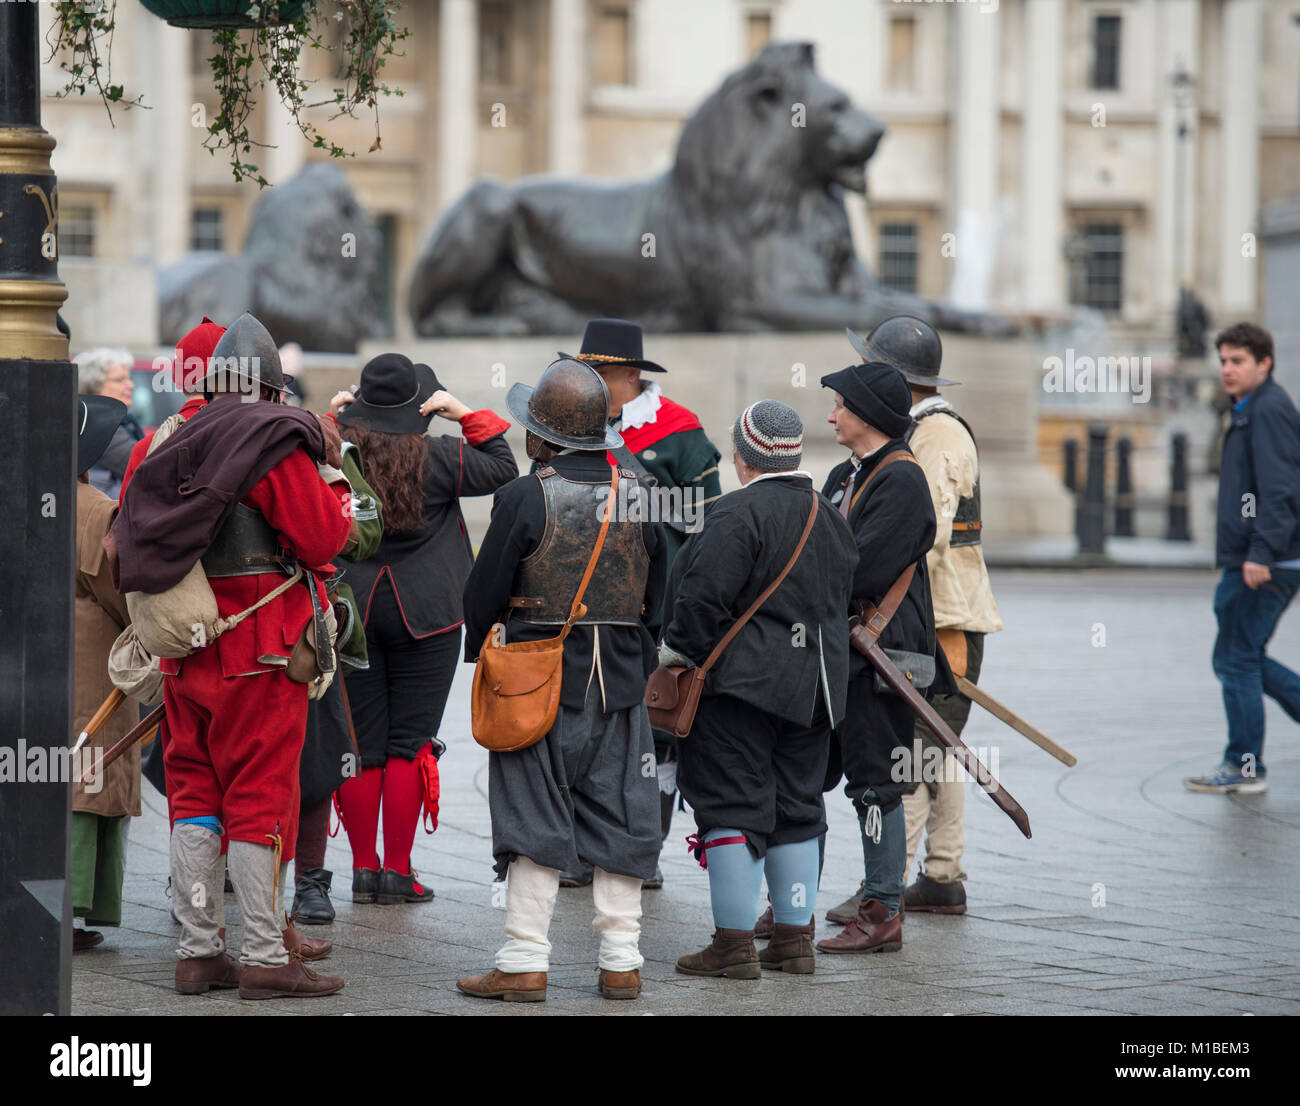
left=41, top=0, right=1300, bottom=346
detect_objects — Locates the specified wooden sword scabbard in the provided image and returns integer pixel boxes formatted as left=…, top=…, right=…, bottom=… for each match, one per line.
left=956, top=677, right=1077, bottom=768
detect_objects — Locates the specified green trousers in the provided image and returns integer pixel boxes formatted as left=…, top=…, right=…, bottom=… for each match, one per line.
left=71, top=812, right=125, bottom=927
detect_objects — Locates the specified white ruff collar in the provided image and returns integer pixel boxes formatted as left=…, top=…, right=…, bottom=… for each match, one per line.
left=617, top=382, right=663, bottom=431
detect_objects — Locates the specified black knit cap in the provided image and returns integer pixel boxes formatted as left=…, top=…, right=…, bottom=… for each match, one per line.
left=820, top=361, right=912, bottom=438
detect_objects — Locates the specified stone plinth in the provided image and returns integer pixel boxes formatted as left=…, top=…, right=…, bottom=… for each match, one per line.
left=344, top=331, right=1073, bottom=546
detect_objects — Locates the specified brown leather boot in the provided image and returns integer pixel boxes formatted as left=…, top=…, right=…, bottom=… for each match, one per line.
left=754, top=904, right=774, bottom=939
left=282, top=914, right=332, bottom=961
left=758, top=922, right=816, bottom=973
left=175, top=952, right=241, bottom=995
left=598, top=969, right=642, bottom=999
left=676, top=929, right=761, bottom=979
left=238, top=954, right=344, bottom=999
left=816, top=898, right=902, bottom=954
left=457, top=968, right=547, bottom=1002
left=825, top=880, right=867, bottom=925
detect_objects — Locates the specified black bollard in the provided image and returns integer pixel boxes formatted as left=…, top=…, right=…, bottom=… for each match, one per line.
left=1078, top=423, right=1108, bottom=555
left=1167, top=431, right=1192, bottom=542
left=1114, top=436, right=1135, bottom=537
left=1063, top=437, right=1079, bottom=492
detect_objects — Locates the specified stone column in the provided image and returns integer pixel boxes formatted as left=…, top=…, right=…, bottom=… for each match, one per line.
left=438, top=0, right=479, bottom=212
left=1154, top=0, right=1199, bottom=316
left=1020, top=0, right=1065, bottom=311
left=264, top=82, right=307, bottom=189
left=947, top=5, right=999, bottom=311
left=1218, top=0, right=1261, bottom=315
left=548, top=0, right=587, bottom=175
left=152, top=22, right=192, bottom=264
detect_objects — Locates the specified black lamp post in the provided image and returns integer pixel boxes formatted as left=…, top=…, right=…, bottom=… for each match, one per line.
left=0, top=3, right=75, bottom=1015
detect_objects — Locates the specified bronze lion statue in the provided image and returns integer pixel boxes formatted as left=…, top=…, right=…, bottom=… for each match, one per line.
left=158, top=164, right=381, bottom=353
left=410, top=43, right=998, bottom=336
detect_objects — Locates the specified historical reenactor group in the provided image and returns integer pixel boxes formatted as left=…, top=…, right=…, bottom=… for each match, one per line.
left=73, top=308, right=1009, bottom=1004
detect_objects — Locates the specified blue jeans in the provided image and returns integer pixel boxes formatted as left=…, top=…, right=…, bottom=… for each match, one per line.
left=860, top=803, right=906, bottom=917
left=1213, top=566, right=1300, bottom=774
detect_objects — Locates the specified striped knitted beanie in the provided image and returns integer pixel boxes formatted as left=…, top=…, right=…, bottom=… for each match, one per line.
left=732, top=400, right=803, bottom=472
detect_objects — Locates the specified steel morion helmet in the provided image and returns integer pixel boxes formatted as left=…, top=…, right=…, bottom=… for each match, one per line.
left=507, top=358, right=624, bottom=451
left=846, top=315, right=956, bottom=387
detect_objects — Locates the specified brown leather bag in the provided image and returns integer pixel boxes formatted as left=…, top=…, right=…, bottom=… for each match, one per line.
left=645, top=490, right=819, bottom=739
left=471, top=468, right=619, bottom=753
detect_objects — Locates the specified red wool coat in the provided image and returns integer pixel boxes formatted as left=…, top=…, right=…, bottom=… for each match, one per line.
left=161, top=445, right=351, bottom=854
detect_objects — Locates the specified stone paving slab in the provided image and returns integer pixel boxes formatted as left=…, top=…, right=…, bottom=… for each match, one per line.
left=70, top=569, right=1300, bottom=1015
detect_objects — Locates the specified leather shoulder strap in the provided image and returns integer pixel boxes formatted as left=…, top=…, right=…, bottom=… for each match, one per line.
left=560, top=466, right=618, bottom=637
left=850, top=449, right=924, bottom=645
left=859, top=562, right=916, bottom=647
left=698, top=491, right=819, bottom=674
left=848, top=449, right=922, bottom=514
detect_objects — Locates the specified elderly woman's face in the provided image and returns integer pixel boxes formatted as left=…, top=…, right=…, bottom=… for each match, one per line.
left=99, top=362, right=134, bottom=407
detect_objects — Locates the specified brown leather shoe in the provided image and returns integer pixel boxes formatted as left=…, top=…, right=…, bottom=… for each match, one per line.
left=816, top=898, right=902, bottom=954
left=598, top=969, right=642, bottom=999
left=73, top=929, right=104, bottom=951
left=903, top=873, right=967, bottom=915
left=175, top=952, right=241, bottom=995
left=825, top=880, right=867, bottom=925
left=759, top=921, right=816, bottom=973
left=283, top=913, right=332, bottom=960
left=457, top=968, right=547, bottom=1002
left=238, top=955, right=344, bottom=999
left=754, top=904, right=774, bottom=939
left=676, top=928, right=761, bottom=979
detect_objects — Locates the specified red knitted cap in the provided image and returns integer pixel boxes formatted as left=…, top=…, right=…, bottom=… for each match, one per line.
left=173, top=316, right=226, bottom=391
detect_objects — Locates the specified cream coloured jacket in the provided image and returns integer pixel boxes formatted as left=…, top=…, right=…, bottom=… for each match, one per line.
left=909, top=398, right=1002, bottom=633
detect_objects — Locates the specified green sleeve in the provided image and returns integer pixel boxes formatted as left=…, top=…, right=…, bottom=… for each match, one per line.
left=341, top=444, right=384, bottom=562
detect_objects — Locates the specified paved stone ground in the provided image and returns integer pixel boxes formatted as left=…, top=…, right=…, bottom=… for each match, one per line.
left=71, top=569, right=1300, bottom=1016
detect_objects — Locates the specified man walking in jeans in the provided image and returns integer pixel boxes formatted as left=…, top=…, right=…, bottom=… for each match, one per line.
left=1186, top=323, right=1300, bottom=795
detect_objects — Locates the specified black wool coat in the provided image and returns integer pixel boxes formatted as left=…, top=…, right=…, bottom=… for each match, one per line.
left=348, top=429, right=518, bottom=638
left=462, top=451, right=668, bottom=712
left=662, top=473, right=858, bottom=727
left=823, top=440, right=949, bottom=814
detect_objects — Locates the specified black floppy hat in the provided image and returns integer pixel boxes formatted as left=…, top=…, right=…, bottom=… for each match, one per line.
left=821, top=361, right=913, bottom=439
left=558, top=318, right=666, bottom=374
left=78, top=395, right=128, bottom=475
left=337, top=353, right=443, bottom=435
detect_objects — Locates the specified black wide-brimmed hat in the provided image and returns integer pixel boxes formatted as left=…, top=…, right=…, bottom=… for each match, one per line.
left=846, top=316, right=957, bottom=388
left=821, top=361, right=913, bottom=439
left=558, top=318, right=666, bottom=374
left=337, top=353, right=443, bottom=435
left=78, top=395, right=127, bottom=475
left=507, top=358, right=623, bottom=451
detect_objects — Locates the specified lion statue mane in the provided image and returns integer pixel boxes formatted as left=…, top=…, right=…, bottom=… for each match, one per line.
left=158, top=163, right=381, bottom=353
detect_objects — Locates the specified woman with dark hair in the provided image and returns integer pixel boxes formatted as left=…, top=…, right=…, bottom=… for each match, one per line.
left=330, top=354, right=517, bottom=904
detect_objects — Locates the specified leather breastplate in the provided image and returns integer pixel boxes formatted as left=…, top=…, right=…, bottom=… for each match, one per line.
left=201, top=503, right=296, bottom=578
left=908, top=407, right=982, bottom=547
left=512, top=467, right=650, bottom=626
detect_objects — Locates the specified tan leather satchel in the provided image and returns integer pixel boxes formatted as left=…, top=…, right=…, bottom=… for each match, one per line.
left=471, top=468, right=619, bottom=753
left=645, top=490, right=819, bottom=739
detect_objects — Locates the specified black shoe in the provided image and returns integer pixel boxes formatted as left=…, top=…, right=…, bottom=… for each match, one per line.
left=291, top=868, right=336, bottom=924
left=558, top=864, right=594, bottom=888
left=352, top=867, right=380, bottom=904
left=377, top=867, right=434, bottom=904
left=643, top=866, right=664, bottom=890
left=903, top=872, right=967, bottom=915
